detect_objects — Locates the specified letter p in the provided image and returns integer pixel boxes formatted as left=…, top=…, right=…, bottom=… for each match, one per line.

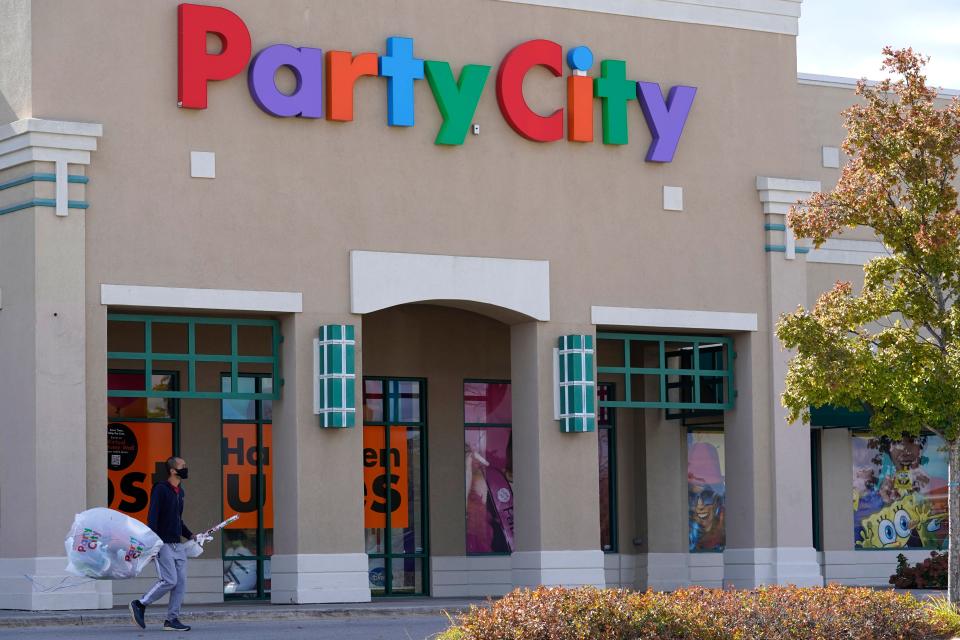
left=178, top=3, right=252, bottom=109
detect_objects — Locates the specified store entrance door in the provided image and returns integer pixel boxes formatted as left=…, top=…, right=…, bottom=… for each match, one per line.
left=362, top=378, right=429, bottom=596
left=220, top=374, right=274, bottom=599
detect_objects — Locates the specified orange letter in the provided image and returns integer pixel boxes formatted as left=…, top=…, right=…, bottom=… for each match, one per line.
left=326, top=51, right=380, bottom=121
left=567, top=75, right=593, bottom=142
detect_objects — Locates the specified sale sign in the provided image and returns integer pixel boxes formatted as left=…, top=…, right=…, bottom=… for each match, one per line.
left=363, top=426, right=408, bottom=529
left=221, top=423, right=273, bottom=530
left=107, top=422, right=173, bottom=523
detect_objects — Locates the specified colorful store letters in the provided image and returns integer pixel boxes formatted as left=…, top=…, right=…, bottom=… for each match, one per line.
left=178, top=3, right=697, bottom=161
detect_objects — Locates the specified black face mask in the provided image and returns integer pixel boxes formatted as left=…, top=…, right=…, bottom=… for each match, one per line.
left=176, top=467, right=189, bottom=480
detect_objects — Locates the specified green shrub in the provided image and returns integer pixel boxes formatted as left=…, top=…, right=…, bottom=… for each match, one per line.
left=437, top=584, right=960, bottom=640
left=890, top=552, right=948, bottom=589
left=925, top=596, right=960, bottom=633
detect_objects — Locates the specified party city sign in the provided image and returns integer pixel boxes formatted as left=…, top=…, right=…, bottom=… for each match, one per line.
left=178, top=3, right=697, bottom=162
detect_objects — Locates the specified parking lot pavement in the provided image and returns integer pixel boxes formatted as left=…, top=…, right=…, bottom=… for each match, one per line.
left=0, top=615, right=452, bottom=640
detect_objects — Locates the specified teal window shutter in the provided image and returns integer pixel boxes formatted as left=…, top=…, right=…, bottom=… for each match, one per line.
left=314, top=324, right=356, bottom=428
left=555, top=334, right=596, bottom=433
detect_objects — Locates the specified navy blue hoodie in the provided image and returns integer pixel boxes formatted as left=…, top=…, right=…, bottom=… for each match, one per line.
left=147, top=482, right=194, bottom=544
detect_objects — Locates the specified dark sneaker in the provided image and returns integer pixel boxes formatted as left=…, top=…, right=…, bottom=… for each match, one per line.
left=164, top=619, right=191, bottom=631
left=128, top=599, right=146, bottom=629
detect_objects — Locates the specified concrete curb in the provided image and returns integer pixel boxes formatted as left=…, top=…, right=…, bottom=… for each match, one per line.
left=0, top=602, right=484, bottom=628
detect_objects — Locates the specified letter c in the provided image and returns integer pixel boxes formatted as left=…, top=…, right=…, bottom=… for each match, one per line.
left=496, top=39, right=563, bottom=142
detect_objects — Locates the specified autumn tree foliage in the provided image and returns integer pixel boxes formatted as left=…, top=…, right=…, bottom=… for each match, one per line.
left=777, top=47, right=960, bottom=600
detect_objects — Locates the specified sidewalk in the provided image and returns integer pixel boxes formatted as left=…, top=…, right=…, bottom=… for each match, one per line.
left=0, top=597, right=488, bottom=628
left=0, top=589, right=945, bottom=629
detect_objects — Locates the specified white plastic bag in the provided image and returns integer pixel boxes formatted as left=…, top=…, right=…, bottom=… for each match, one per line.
left=183, top=539, right=204, bottom=558
left=64, top=508, right=162, bottom=580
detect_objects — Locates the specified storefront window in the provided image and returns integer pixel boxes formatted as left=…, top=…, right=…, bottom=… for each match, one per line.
left=363, top=379, right=428, bottom=595
left=598, top=383, right=616, bottom=552
left=687, top=431, right=725, bottom=553
left=464, top=381, right=514, bottom=555
left=106, top=371, right=177, bottom=524
left=221, top=374, right=274, bottom=598
left=107, top=372, right=176, bottom=419
left=852, top=434, right=947, bottom=550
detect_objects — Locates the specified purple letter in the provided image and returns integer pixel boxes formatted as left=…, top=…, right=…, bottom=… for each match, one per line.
left=636, top=82, right=696, bottom=163
left=248, top=45, right=324, bottom=118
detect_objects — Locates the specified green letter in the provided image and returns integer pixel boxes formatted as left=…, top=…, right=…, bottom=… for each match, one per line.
left=594, top=60, right=635, bottom=145
left=424, top=61, right=491, bottom=145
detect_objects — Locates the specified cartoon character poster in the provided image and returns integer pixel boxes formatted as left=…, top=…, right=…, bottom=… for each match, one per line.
left=687, top=432, right=725, bottom=553
left=465, top=428, right=514, bottom=554
left=852, top=434, right=947, bottom=549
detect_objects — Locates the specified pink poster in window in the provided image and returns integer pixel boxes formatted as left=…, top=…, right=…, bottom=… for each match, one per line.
left=465, top=427, right=513, bottom=553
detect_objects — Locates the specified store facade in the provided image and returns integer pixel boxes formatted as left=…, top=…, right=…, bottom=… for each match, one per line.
left=0, top=0, right=949, bottom=611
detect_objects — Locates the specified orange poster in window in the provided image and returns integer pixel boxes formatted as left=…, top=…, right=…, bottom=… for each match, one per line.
left=363, top=426, right=409, bottom=529
left=107, top=422, right=173, bottom=524
left=222, top=423, right=273, bottom=530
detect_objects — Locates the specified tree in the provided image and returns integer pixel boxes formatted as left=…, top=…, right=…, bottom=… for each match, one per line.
left=777, top=48, right=960, bottom=601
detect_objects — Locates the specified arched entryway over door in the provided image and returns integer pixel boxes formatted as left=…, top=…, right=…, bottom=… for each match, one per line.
left=361, top=304, right=513, bottom=596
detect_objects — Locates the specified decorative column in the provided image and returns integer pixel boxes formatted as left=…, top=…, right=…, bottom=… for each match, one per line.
left=509, top=322, right=605, bottom=588
left=723, top=177, right=824, bottom=587
left=0, top=119, right=106, bottom=609
left=271, top=315, right=370, bottom=604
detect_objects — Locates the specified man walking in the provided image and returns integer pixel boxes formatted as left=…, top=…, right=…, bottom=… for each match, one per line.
left=129, top=456, right=198, bottom=632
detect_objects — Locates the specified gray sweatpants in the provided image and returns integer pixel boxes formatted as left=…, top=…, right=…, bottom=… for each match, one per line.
left=140, top=543, right=188, bottom=621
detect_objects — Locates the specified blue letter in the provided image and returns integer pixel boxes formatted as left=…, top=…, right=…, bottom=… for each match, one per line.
left=379, top=37, right=424, bottom=127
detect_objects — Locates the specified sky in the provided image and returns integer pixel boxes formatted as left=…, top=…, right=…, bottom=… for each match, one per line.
left=796, top=0, right=960, bottom=90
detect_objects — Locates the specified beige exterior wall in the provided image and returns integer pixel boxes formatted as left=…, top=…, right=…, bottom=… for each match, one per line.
left=0, top=0, right=933, bottom=608
left=26, top=0, right=797, bottom=325
left=0, top=0, right=31, bottom=123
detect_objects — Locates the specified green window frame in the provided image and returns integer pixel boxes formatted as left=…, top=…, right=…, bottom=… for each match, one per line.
left=597, top=333, right=735, bottom=411
left=107, top=369, right=181, bottom=452
left=363, top=377, right=430, bottom=597
left=220, top=373, right=273, bottom=600
left=107, top=314, right=281, bottom=400
left=598, top=382, right=618, bottom=553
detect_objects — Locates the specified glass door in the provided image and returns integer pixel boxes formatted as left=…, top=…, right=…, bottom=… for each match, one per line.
left=363, top=378, right=428, bottom=596
left=221, top=374, right=273, bottom=599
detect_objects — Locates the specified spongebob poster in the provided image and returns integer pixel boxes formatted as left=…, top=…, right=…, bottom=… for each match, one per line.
left=852, top=435, right=948, bottom=550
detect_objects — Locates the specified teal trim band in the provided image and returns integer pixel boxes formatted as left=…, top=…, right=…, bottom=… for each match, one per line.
left=0, top=199, right=87, bottom=216
left=765, top=245, right=809, bottom=253
left=0, top=173, right=88, bottom=191
left=0, top=198, right=89, bottom=216
left=764, top=223, right=787, bottom=231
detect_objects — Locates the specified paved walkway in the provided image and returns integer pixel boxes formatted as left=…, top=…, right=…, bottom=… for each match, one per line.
left=0, top=589, right=944, bottom=629
left=0, top=616, right=453, bottom=639
left=0, top=597, right=485, bottom=628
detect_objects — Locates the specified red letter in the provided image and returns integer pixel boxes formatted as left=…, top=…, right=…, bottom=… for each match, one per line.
left=496, top=40, right=563, bottom=142
left=178, top=3, right=252, bottom=109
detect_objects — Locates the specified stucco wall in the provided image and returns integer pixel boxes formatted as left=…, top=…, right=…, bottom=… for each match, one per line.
left=24, top=0, right=806, bottom=325
left=0, top=0, right=31, bottom=123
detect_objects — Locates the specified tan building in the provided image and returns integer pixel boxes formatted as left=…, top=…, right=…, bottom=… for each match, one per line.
left=0, top=0, right=950, bottom=611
